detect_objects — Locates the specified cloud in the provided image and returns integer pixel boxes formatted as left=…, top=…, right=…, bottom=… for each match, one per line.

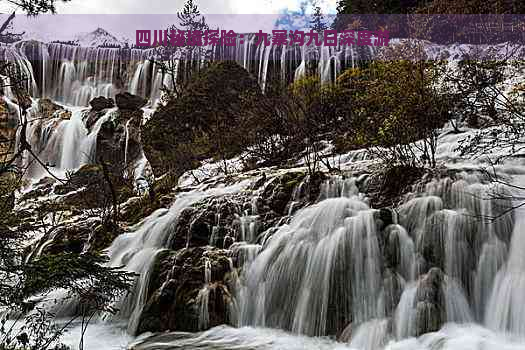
left=55, top=0, right=337, bottom=15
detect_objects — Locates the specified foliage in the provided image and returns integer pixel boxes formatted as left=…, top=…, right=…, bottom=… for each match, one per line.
left=415, top=0, right=525, bottom=14
left=151, top=0, right=210, bottom=96
left=143, top=61, right=262, bottom=177
left=310, top=3, right=327, bottom=33
left=0, top=222, right=133, bottom=349
left=447, top=60, right=525, bottom=162
left=335, top=58, right=450, bottom=167
left=2, top=0, right=70, bottom=16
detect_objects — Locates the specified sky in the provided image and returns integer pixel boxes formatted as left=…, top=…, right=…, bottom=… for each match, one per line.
left=55, top=0, right=338, bottom=15
left=0, top=0, right=338, bottom=42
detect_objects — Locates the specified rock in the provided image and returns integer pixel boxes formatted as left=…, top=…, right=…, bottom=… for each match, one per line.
left=0, top=174, right=16, bottom=213
left=95, top=108, right=145, bottom=183
left=31, top=219, right=96, bottom=256
left=366, top=165, right=427, bottom=208
left=30, top=218, right=122, bottom=258
left=55, top=164, right=105, bottom=195
left=38, top=98, right=65, bottom=119
left=115, top=92, right=147, bottom=110
left=262, top=171, right=306, bottom=216
left=84, top=110, right=106, bottom=131
left=89, top=96, right=115, bottom=111
left=382, top=269, right=404, bottom=317
left=378, top=208, right=394, bottom=229
left=338, top=323, right=353, bottom=343
left=306, top=171, right=328, bottom=202
left=143, top=61, right=263, bottom=177
left=414, top=268, right=445, bottom=336
left=136, top=247, right=233, bottom=334
left=384, top=229, right=401, bottom=269
left=56, top=164, right=131, bottom=209
left=170, top=197, right=238, bottom=250
left=415, top=302, right=441, bottom=336
left=19, top=177, right=56, bottom=202
left=87, top=220, right=124, bottom=252
left=14, top=91, right=33, bottom=111
left=0, top=97, right=18, bottom=162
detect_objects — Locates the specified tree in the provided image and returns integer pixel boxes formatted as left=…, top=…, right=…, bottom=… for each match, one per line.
left=0, top=2, right=134, bottom=349
left=143, top=61, right=263, bottom=177
left=152, top=0, right=210, bottom=97
left=2, top=0, right=70, bottom=16
left=448, top=59, right=525, bottom=163
left=335, top=48, right=450, bottom=168
left=310, top=3, right=327, bottom=33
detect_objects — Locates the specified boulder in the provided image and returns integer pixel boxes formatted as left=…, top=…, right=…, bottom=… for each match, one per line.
left=95, top=109, right=143, bottom=176
left=89, top=96, right=115, bottom=111
left=30, top=219, right=123, bottom=258
left=136, top=247, right=233, bottom=334
left=56, top=164, right=132, bottom=209
left=143, top=61, right=263, bottom=177
left=37, top=98, right=65, bottom=119
left=414, top=268, right=446, bottom=336
left=115, top=92, right=147, bottom=110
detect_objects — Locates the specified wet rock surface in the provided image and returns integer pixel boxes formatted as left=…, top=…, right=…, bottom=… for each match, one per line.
left=37, top=98, right=69, bottom=119
left=137, top=247, right=233, bottom=334
left=414, top=268, right=446, bottom=336
left=89, top=96, right=115, bottom=111
left=115, top=92, right=147, bottom=110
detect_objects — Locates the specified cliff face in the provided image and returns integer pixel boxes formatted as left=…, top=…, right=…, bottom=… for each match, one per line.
left=0, top=97, right=18, bottom=165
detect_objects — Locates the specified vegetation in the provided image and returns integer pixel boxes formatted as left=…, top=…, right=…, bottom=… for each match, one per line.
left=0, top=2, right=134, bottom=350
left=152, top=0, right=210, bottom=98
left=310, top=3, right=328, bottom=33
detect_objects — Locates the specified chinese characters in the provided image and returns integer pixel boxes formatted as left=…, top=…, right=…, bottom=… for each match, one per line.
left=136, top=29, right=390, bottom=47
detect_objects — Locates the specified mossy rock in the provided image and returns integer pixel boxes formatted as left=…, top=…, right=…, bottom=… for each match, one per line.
left=137, top=247, right=233, bottom=334
left=56, top=164, right=133, bottom=209
left=143, top=61, right=263, bottom=177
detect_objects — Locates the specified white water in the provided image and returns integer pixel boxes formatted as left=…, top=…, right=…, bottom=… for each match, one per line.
left=77, top=322, right=523, bottom=350
left=104, top=179, right=250, bottom=334
left=6, top=34, right=525, bottom=350
left=34, top=166, right=525, bottom=350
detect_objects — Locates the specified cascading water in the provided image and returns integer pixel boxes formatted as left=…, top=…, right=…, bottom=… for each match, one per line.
left=485, top=174, right=525, bottom=336
left=236, top=177, right=381, bottom=336
left=18, top=105, right=116, bottom=179
left=1, top=31, right=379, bottom=106
left=102, top=179, right=250, bottom=334
left=112, top=169, right=525, bottom=350
left=59, top=107, right=88, bottom=169
left=5, top=28, right=525, bottom=350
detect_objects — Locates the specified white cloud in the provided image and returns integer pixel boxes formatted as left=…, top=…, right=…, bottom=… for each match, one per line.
left=55, top=0, right=337, bottom=15
left=0, top=0, right=338, bottom=42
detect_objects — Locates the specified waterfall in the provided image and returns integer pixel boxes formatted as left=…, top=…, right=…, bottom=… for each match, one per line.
left=123, top=117, right=132, bottom=177
left=5, top=29, right=525, bottom=350
left=59, top=108, right=88, bottom=169
left=237, top=180, right=380, bottom=336
left=79, top=108, right=114, bottom=164
left=197, top=257, right=212, bottom=330
left=1, top=33, right=378, bottom=106
left=485, top=174, right=525, bottom=336
left=103, top=179, right=250, bottom=334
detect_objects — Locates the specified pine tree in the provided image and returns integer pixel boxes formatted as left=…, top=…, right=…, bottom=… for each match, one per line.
left=177, top=0, right=208, bottom=32
left=310, top=4, right=328, bottom=33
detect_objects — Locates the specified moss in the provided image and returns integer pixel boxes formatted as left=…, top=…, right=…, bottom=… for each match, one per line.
left=88, top=221, right=123, bottom=253
left=120, top=195, right=161, bottom=225
left=143, top=62, right=262, bottom=177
